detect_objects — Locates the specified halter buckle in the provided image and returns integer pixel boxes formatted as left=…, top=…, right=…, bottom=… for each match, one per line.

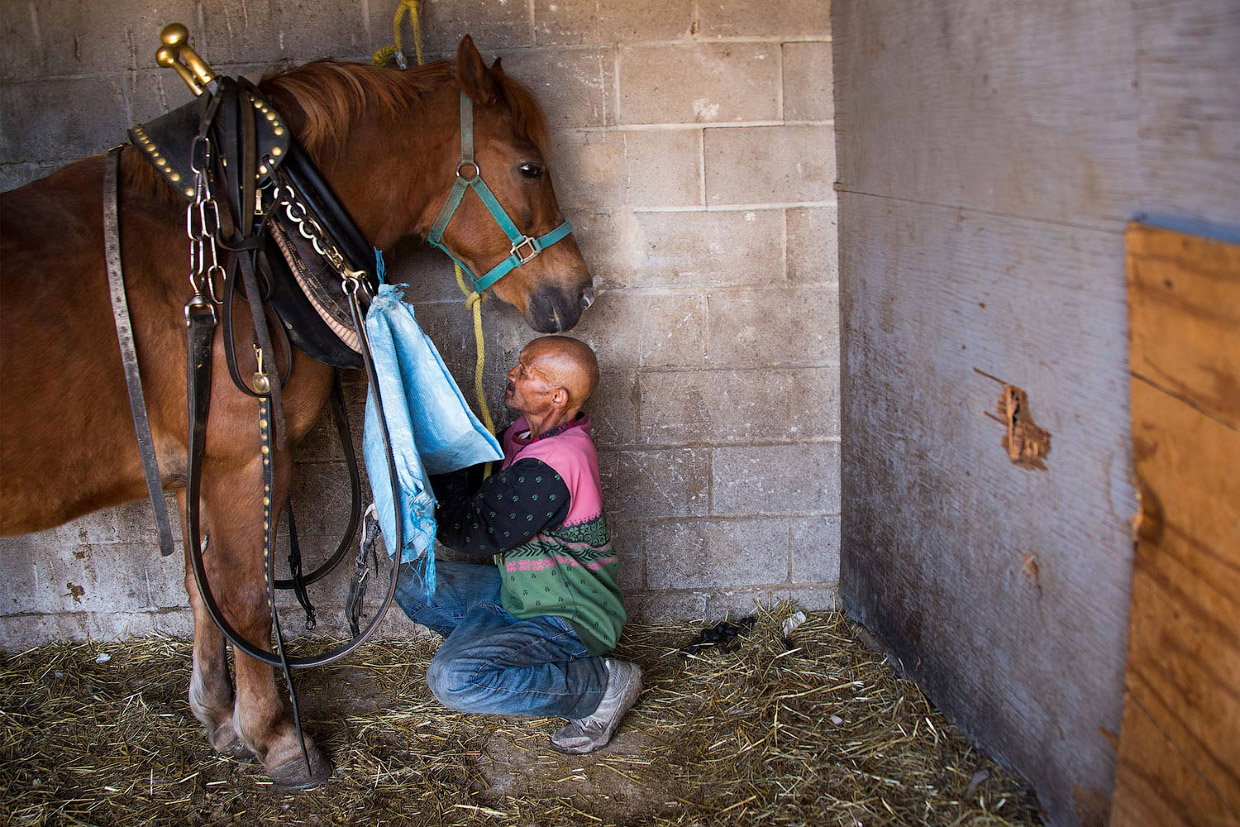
left=511, top=236, right=539, bottom=265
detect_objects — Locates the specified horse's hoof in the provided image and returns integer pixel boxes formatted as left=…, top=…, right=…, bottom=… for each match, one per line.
left=269, top=751, right=334, bottom=790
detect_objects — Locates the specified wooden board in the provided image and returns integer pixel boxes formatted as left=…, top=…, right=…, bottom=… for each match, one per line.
left=1111, top=223, right=1240, bottom=827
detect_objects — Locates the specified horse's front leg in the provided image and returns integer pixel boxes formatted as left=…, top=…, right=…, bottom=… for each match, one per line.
left=196, top=450, right=332, bottom=789
left=178, top=490, right=254, bottom=760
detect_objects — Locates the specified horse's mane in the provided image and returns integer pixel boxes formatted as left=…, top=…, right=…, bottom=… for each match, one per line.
left=122, top=57, right=551, bottom=203
left=259, top=58, right=551, bottom=161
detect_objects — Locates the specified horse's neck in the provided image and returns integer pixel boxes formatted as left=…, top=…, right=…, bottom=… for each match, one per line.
left=312, top=86, right=460, bottom=252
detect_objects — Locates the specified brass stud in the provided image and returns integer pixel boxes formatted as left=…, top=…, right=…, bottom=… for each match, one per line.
left=258, top=165, right=268, bottom=175
left=265, top=111, right=275, bottom=122
left=184, top=187, right=194, bottom=197
left=271, top=146, right=282, bottom=157
left=274, top=127, right=284, bottom=136
left=261, top=445, right=269, bottom=455
left=260, top=419, right=268, bottom=428
left=170, top=172, right=181, bottom=182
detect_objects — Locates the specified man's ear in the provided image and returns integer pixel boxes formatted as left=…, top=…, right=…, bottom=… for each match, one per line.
left=457, top=35, right=501, bottom=105
left=552, top=388, right=569, bottom=409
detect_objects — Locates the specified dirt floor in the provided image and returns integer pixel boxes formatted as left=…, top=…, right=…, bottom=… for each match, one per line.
left=0, top=607, right=1043, bottom=826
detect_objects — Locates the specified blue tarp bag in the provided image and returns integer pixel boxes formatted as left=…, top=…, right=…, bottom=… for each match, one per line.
left=362, top=282, right=503, bottom=596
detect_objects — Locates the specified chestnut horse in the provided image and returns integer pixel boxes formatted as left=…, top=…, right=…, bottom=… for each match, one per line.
left=0, top=36, right=593, bottom=788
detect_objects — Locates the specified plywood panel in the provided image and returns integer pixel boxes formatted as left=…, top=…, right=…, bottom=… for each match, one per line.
left=1127, top=224, right=1240, bottom=428
left=833, top=0, right=1138, bottom=229
left=1137, top=0, right=1240, bottom=229
left=838, top=193, right=1136, bottom=827
left=1111, top=225, right=1240, bottom=827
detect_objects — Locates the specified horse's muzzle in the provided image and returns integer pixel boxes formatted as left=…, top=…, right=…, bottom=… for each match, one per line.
left=527, top=283, right=594, bottom=332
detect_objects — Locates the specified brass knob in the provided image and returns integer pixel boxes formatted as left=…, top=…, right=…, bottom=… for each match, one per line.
left=153, top=23, right=215, bottom=95
left=160, top=23, right=190, bottom=48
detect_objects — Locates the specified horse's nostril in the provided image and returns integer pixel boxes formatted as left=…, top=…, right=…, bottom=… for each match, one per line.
left=579, top=285, right=595, bottom=310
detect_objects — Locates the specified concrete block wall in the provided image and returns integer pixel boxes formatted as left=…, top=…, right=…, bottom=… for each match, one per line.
left=0, top=0, right=838, bottom=644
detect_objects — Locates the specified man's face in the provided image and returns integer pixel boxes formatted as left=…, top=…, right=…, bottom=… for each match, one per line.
left=504, top=345, right=558, bottom=416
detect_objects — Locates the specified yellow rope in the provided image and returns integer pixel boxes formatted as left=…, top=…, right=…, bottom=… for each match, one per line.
left=372, top=0, right=423, bottom=68
left=456, top=265, right=496, bottom=477
left=374, top=0, right=496, bottom=458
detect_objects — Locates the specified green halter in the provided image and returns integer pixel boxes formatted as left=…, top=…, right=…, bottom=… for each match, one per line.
left=427, top=91, right=574, bottom=294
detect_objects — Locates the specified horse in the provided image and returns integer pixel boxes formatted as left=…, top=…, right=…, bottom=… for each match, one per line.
left=0, top=35, right=594, bottom=789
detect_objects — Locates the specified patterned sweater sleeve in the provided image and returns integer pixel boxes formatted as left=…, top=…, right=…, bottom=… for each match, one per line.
left=435, top=457, right=572, bottom=558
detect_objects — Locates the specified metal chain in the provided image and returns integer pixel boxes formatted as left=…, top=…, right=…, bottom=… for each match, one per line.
left=184, top=136, right=220, bottom=323
left=270, top=167, right=367, bottom=291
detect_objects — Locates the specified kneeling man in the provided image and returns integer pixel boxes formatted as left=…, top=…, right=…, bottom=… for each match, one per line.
left=395, top=335, right=640, bottom=754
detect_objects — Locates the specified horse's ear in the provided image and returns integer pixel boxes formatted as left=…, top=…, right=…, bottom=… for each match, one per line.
left=457, top=35, right=500, bottom=105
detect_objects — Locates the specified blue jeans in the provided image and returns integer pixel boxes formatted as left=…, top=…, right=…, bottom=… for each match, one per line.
left=395, top=560, right=607, bottom=719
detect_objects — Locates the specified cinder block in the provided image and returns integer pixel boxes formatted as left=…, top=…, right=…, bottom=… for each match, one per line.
left=607, top=520, right=645, bottom=591
left=534, top=0, right=694, bottom=46
left=129, top=69, right=199, bottom=128
left=0, top=78, right=130, bottom=162
left=787, top=206, right=838, bottom=283
left=598, top=448, right=710, bottom=519
left=623, top=588, right=709, bottom=622
left=498, top=48, right=616, bottom=130
left=571, top=289, right=707, bottom=370
left=411, top=0, right=535, bottom=55
left=622, top=130, right=701, bottom=208
left=613, top=209, right=782, bottom=289
left=790, top=515, right=841, bottom=582
left=548, top=129, right=625, bottom=215
left=47, top=510, right=119, bottom=546
left=618, top=43, right=780, bottom=125
left=645, top=517, right=789, bottom=589
left=711, top=442, right=840, bottom=515
left=783, top=41, right=833, bottom=121
left=86, top=542, right=185, bottom=610
left=587, top=370, right=640, bottom=447
left=707, top=286, right=839, bottom=368
left=698, top=0, right=831, bottom=39
left=0, top=0, right=197, bottom=80
left=786, top=366, right=842, bottom=438
left=637, top=368, right=794, bottom=445
left=705, top=125, right=835, bottom=205
left=199, top=0, right=370, bottom=66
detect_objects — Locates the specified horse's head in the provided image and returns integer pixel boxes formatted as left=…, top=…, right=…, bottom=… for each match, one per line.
left=426, top=37, right=594, bottom=333
left=262, top=39, right=594, bottom=332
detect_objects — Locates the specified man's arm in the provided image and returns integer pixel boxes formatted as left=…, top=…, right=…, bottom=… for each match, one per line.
left=435, top=457, right=571, bottom=558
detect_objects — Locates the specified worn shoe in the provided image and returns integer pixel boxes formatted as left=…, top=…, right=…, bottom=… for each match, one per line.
left=550, top=659, right=643, bottom=755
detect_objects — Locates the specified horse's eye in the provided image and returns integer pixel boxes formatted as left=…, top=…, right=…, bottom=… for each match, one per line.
left=518, top=163, right=543, bottom=180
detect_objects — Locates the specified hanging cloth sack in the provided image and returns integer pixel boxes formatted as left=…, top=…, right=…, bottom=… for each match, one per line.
left=362, top=283, right=503, bottom=595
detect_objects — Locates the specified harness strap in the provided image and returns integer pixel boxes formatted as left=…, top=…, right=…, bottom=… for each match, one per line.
left=103, top=147, right=177, bottom=558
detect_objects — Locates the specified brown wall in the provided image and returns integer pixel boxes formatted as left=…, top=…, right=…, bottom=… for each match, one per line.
left=0, top=0, right=838, bottom=641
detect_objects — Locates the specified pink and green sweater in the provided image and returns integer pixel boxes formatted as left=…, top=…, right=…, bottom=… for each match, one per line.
left=434, top=415, right=625, bottom=655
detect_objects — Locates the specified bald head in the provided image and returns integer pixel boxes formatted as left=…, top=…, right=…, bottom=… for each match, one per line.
left=522, top=336, right=599, bottom=415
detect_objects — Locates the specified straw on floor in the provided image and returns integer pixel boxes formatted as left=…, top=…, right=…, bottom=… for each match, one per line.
left=0, top=603, right=1042, bottom=825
